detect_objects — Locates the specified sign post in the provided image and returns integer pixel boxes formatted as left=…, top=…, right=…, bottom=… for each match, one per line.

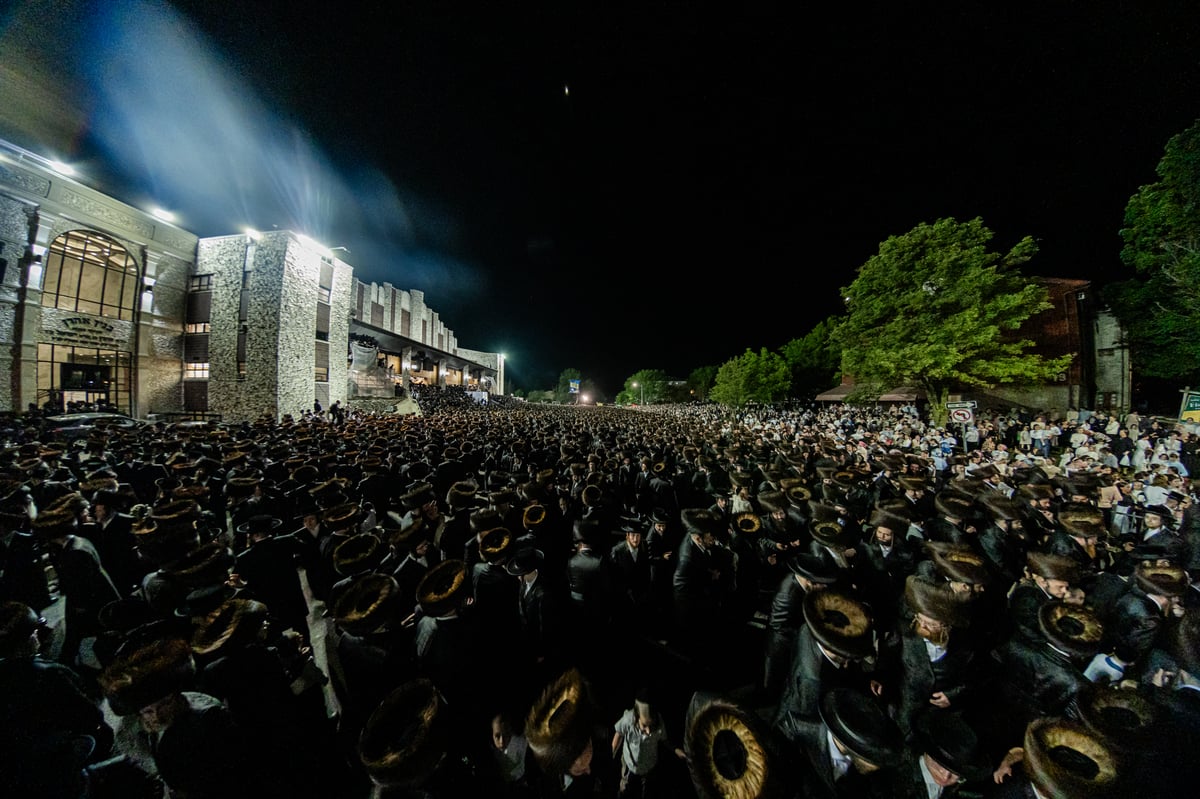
left=946, top=401, right=977, bottom=451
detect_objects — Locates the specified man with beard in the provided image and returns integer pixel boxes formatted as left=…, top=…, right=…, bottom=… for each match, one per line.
left=879, top=576, right=977, bottom=740
left=857, top=506, right=918, bottom=632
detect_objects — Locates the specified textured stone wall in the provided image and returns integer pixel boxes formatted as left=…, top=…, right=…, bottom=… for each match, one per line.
left=328, top=260, right=353, bottom=407
left=137, top=251, right=190, bottom=415
left=201, top=235, right=262, bottom=421
left=0, top=195, right=32, bottom=411
left=274, top=238, right=321, bottom=419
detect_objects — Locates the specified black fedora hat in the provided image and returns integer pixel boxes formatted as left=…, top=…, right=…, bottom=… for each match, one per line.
left=785, top=552, right=839, bottom=585
left=505, top=547, right=545, bottom=577
left=913, top=711, right=990, bottom=782
left=235, top=513, right=282, bottom=537
left=818, top=688, right=903, bottom=769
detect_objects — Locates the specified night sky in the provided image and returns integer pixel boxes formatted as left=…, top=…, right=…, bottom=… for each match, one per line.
left=3, top=2, right=1200, bottom=397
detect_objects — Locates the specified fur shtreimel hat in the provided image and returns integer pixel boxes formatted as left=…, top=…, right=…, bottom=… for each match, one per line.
left=1038, top=600, right=1104, bottom=660
left=904, top=575, right=969, bottom=629
left=416, top=559, right=470, bottom=617
left=333, top=573, right=402, bottom=636
left=525, top=668, right=598, bottom=777
left=802, top=588, right=874, bottom=660
left=478, top=527, right=514, bottom=564
left=358, top=679, right=450, bottom=789
left=100, top=637, right=196, bottom=716
left=191, top=597, right=268, bottom=658
left=1022, top=717, right=1119, bottom=799
left=685, top=693, right=785, bottom=799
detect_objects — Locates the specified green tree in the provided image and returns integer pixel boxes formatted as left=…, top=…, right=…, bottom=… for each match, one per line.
left=618, top=369, right=669, bottom=405
left=555, top=368, right=581, bottom=404
left=1105, top=118, right=1200, bottom=383
left=836, top=217, right=1071, bottom=424
left=710, top=348, right=791, bottom=408
left=779, top=318, right=843, bottom=400
left=687, top=365, right=718, bottom=400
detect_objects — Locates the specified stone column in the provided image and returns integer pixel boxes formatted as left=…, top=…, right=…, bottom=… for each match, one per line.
left=13, top=208, right=59, bottom=412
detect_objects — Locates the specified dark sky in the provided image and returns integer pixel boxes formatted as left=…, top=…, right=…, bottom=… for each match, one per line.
left=4, top=1, right=1200, bottom=397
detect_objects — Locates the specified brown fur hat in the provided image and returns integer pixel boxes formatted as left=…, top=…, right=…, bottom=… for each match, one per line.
left=802, top=588, right=874, bottom=659
left=358, top=679, right=450, bottom=788
left=333, top=573, right=403, bottom=635
left=478, top=527, right=514, bottom=564
left=685, top=694, right=783, bottom=799
left=1022, top=717, right=1118, bottom=798
left=415, top=559, right=470, bottom=617
left=191, top=597, right=269, bottom=657
left=525, top=668, right=598, bottom=777
left=1038, top=600, right=1105, bottom=659
left=100, top=636, right=196, bottom=716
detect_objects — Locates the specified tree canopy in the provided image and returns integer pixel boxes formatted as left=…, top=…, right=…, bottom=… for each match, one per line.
left=618, top=369, right=669, bottom=405
left=779, top=319, right=842, bottom=400
left=1105, top=117, right=1200, bottom=383
left=836, top=217, right=1071, bottom=419
left=709, top=348, right=791, bottom=408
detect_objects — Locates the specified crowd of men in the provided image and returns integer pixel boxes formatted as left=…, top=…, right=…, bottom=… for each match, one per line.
left=1, top=388, right=1199, bottom=798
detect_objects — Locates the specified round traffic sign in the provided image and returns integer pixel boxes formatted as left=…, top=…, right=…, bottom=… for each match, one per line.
left=949, top=408, right=974, bottom=423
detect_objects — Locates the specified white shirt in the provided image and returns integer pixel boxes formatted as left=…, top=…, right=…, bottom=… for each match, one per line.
left=918, top=755, right=944, bottom=799
left=826, top=729, right=853, bottom=782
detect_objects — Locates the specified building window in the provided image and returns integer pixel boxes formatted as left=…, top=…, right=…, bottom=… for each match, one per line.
left=37, top=344, right=132, bottom=414
left=186, top=322, right=211, bottom=333
left=41, top=231, right=139, bottom=320
left=237, top=362, right=247, bottom=381
left=184, top=363, right=210, bottom=379
left=318, top=286, right=331, bottom=303
left=189, top=274, right=213, bottom=291
left=314, top=367, right=329, bottom=383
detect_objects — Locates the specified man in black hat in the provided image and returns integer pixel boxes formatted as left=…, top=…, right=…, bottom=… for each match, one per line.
left=234, top=513, right=309, bottom=636
left=1105, top=561, right=1187, bottom=669
left=0, top=600, right=127, bottom=799
left=606, top=516, right=655, bottom=637
left=879, top=576, right=977, bottom=741
left=83, top=486, right=145, bottom=598
left=507, top=546, right=566, bottom=672
left=857, top=506, right=918, bottom=631
left=777, top=587, right=880, bottom=723
left=762, top=552, right=839, bottom=704
left=889, top=712, right=989, bottom=798
left=775, top=686, right=904, bottom=798
left=671, top=508, right=734, bottom=661
left=987, top=600, right=1105, bottom=747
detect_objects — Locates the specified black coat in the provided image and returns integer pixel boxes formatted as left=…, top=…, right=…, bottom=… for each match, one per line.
left=235, top=536, right=310, bottom=633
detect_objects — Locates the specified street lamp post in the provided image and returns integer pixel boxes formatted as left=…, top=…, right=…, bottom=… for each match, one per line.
left=632, top=381, right=645, bottom=405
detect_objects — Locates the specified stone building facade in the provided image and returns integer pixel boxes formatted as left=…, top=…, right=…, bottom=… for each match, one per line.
left=0, top=139, right=503, bottom=422
left=0, top=144, right=194, bottom=420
